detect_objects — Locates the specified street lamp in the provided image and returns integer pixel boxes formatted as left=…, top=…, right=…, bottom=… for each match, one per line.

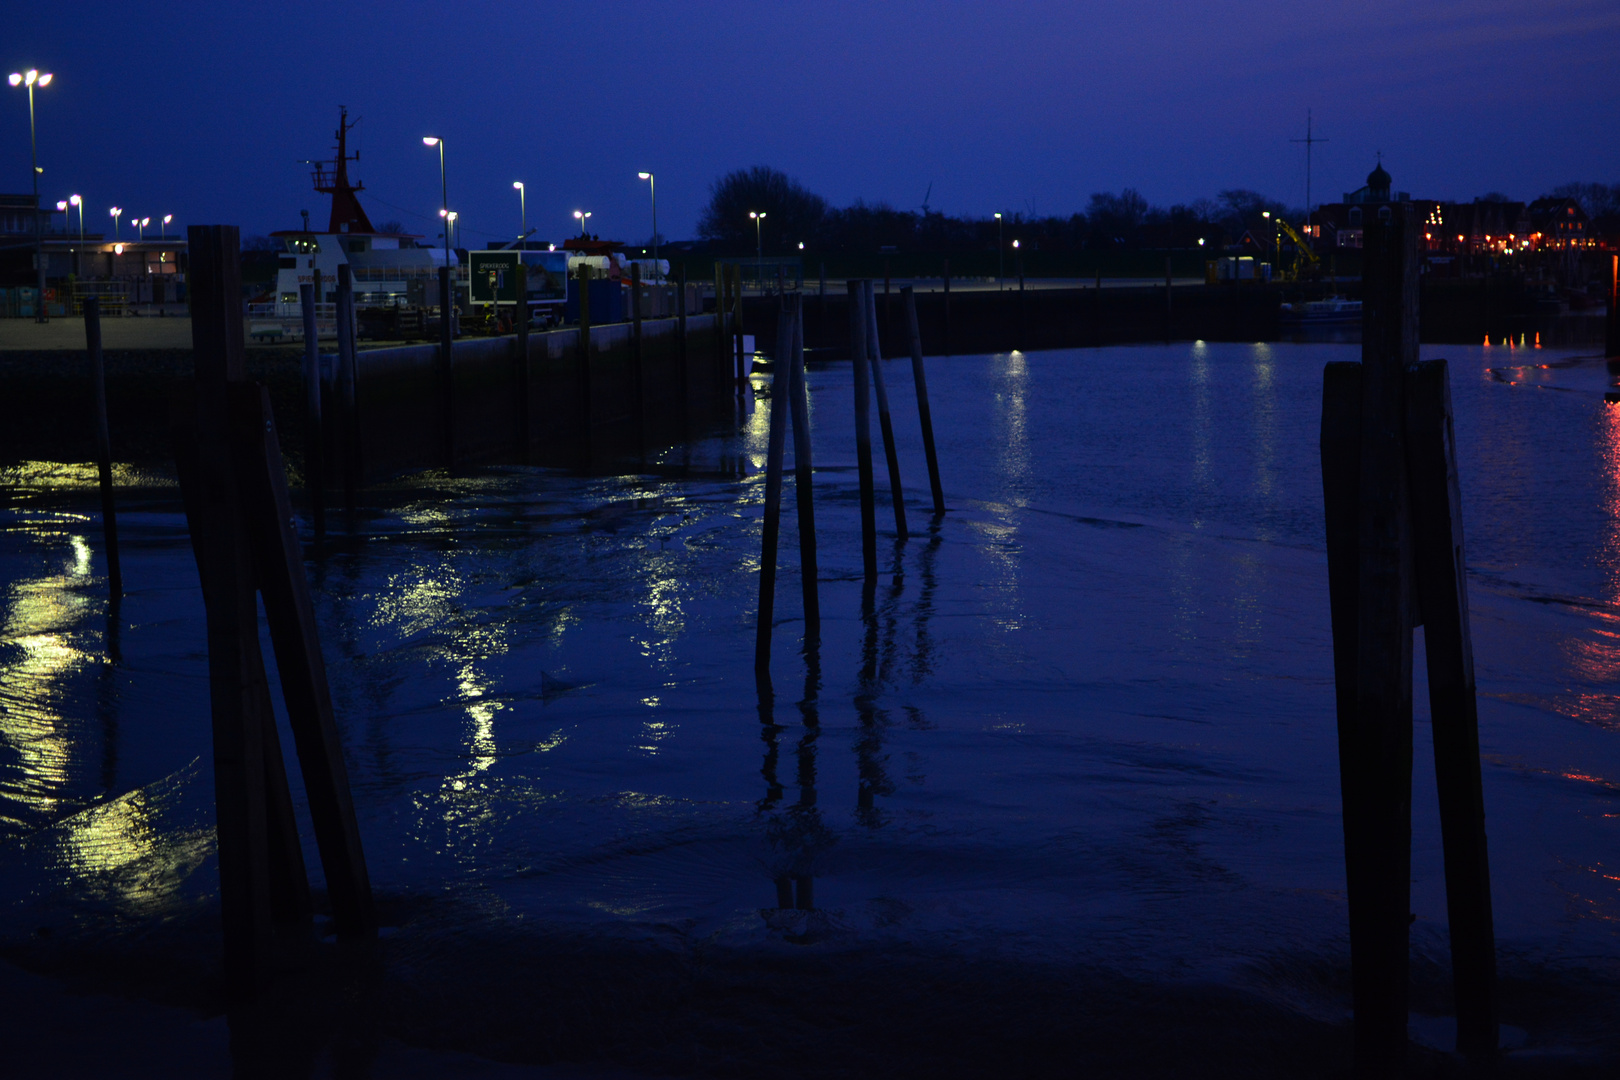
left=9, top=68, right=54, bottom=322
left=573, top=209, right=591, bottom=236
left=110, top=206, right=122, bottom=240
left=136, top=216, right=149, bottom=240
left=638, top=171, right=658, bottom=282
left=423, top=136, right=448, bottom=269
left=69, top=194, right=83, bottom=277
left=995, top=212, right=1004, bottom=290
left=446, top=211, right=459, bottom=250
left=512, top=181, right=525, bottom=246
left=161, top=214, right=172, bottom=240
left=749, top=211, right=766, bottom=294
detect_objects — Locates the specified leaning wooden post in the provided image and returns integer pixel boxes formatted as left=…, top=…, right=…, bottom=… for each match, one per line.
left=335, top=264, right=358, bottom=515
left=755, top=296, right=795, bottom=672
left=676, top=262, right=689, bottom=420
left=848, top=280, right=877, bottom=581
left=788, top=295, right=819, bottom=640
left=1405, top=358, right=1497, bottom=1057
left=437, top=264, right=455, bottom=466
left=514, top=262, right=531, bottom=463
left=85, top=296, right=122, bottom=599
left=299, top=283, right=325, bottom=539
left=1352, top=202, right=1421, bottom=1075
left=902, top=286, right=945, bottom=516
left=864, top=280, right=908, bottom=540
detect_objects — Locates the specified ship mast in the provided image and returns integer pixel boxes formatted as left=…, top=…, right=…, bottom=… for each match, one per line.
left=311, top=107, right=376, bottom=234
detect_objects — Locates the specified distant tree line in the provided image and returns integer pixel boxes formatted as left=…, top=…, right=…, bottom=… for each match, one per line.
left=694, top=166, right=1620, bottom=256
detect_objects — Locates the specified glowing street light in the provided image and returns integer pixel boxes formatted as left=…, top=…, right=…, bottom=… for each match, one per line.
left=9, top=68, right=54, bottom=321
left=513, top=181, right=525, bottom=246
left=446, top=210, right=459, bottom=250
left=423, top=136, right=448, bottom=268
left=135, top=216, right=150, bottom=240
left=573, top=209, right=591, bottom=236
left=638, top=171, right=658, bottom=282
left=110, top=206, right=123, bottom=240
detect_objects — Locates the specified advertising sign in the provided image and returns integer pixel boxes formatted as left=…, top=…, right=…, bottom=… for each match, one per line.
left=469, top=250, right=571, bottom=305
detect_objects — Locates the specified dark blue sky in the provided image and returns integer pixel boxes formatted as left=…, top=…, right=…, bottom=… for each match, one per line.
left=6, top=1, right=1618, bottom=249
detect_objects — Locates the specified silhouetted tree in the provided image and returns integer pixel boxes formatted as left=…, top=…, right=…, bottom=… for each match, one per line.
left=697, top=166, right=827, bottom=253
left=1085, top=190, right=1151, bottom=247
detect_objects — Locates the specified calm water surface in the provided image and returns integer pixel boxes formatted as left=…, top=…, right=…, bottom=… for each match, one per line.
left=3, top=340, right=1619, bottom=1062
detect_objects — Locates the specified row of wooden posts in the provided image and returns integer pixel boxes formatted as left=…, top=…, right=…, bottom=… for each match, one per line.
left=753, top=280, right=946, bottom=672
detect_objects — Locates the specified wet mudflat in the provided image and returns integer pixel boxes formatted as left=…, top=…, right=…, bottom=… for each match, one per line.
left=2, top=342, right=1619, bottom=1077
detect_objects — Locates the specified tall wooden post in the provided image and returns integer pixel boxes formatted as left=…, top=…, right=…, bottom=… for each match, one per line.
left=942, top=259, right=951, bottom=357
left=299, top=283, right=324, bottom=539
left=182, top=225, right=312, bottom=998
left=788, top=296, right=818, bottom=639
left=335, top=264, right=357, bottom=514
left=848, top=281, right=877, bottom=581
left=631, top=262, right=646, bottom=458
left=864, top=280, right=908, bottom=540
left=714, top=262, right=726, bottom=394
left=902, top=286, right=945, bottom=516
left=438, top=264, right=455, bottom=466
left=578, top=264, right=593, bottom=463
left=1606, top=255, right=1619, bottom=358
left=1016, top=256, right=1025, bottom=352
left=85, top=296, right=121, bottom=599
left=733, top=265, right=747, bottom=394
left=755, top=295, right=794, bottom=672
left=515, top=262, right=531, bottom=462
left=676, top=262, right=689, bottom=420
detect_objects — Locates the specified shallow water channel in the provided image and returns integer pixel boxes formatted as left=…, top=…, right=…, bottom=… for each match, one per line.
left=3, top=342, right=1619, bottom=1075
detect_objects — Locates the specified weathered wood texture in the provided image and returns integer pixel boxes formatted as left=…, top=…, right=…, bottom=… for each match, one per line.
left=84, top=296, right=121, bottom=598
left=902, top=286, right=946, bottom=517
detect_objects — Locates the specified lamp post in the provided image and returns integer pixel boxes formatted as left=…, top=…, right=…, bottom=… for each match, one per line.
left=994, top=212, right=1004, bottom=291
left=423, top=136, right=448, bottom=270
left=447, top=211, right=458, bottom=250
left=9, top=68, right=54, bottom=322
left=513, top=181, right=525, bottom=246
left=638, top=171, right=657, bottom=282
left=136, top=217, right=149, bottom=240
left=749, top=211, right=766, bottom=294
left=69, top=194, right=83, bottom=277
left=110, top=206, right=122, bottom=241
left=573, top=209, right=591, bottom=236
left=161, top=214, right=172, bottom=241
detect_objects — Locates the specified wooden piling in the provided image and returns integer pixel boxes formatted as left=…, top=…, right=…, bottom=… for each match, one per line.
left=676, top=262, right=689, bottom=419
left=902, top=286, right=945, bottom=517
left=1351, top=203, right=1421, bottom=1075
left=1165, top=254, right=1173, bottom=341
left=335, top=264, right=357, bottom=514
left=733, top=265, right=747, bottom=393
left=848, top=280, right=878, bottom=581
left=515, top=262, right=531, bottom=462
left=864, top=280, right=908, bottom=541
left=788, top=295, right=819, bottom=639
left=578, top=264, right=593, bottom=463
left=755, top=296, right=795, bottom=672
left=299, top=283, right=324, bottom=538
left=1016, top=257, right=1025, bottom=352
left=1607, top=255, right=1619, bottom=359
left=1405, top=358, right=1497, bottom=1057
left=631, top=262, right=645, bottom=457
left=714, top=263, right=726, bottom=394
left=182, top=224, right=313, bottom=998
left=437, top=264, right=455, bottom=466
left=942, top=260, right=951, bottom=356
left=84, top=296, right=122, bottom=599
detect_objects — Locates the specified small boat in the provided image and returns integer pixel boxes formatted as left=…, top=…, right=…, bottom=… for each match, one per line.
left=1280, top=296, right=1362, bottom=324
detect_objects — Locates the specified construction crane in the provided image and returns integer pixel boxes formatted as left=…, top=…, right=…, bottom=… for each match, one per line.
left=1273, top=216, right=1322, bottom=281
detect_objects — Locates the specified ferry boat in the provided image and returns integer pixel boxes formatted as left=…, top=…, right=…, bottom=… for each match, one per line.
left=267, top=109, right=451, bottom=317
left=1279, top=296, right=1362, bottom=324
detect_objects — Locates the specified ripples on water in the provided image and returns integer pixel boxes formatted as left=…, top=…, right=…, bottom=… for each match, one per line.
left=3, top=342, right=1619, bottom=1070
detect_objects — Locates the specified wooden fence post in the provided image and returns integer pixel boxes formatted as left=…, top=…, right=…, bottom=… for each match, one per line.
left=85, top=296, right=121, bottom=599
left=299, top=283, right=324, bottom=539
left=902, top=286, right=945, bottom=516
left=848, top=280, right=877, bottom=581
left=864, top=280, right=908, bottom=540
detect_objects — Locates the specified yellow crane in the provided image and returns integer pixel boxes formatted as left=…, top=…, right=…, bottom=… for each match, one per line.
left=1272, top=216, right=1322, bottom=281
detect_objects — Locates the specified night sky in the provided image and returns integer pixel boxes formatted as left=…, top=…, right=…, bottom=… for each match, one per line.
left=5, top=1, right=1618, bottom=248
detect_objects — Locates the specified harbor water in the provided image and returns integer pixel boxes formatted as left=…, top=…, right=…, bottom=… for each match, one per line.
left=3, top=340, right=1619, bottom=1075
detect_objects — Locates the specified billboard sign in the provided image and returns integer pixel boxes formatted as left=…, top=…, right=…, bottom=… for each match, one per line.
left=469, top=249, right=571, bottom=305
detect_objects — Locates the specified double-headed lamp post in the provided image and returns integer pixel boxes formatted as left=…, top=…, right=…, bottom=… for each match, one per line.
left=638, top=172, right=657, bottom=282
left=423, top=137, right=448, bottom=269
left=574, top=209, right=591, bottom=236
left=136, top=216, right=150, bottom=240
left=513, top=181, right=525, bottom=246
left=9, top=68, right=54, bottom=322
left=749, top=211, right=766, bottom=294
left=110, top=206, right=122, bottom=241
